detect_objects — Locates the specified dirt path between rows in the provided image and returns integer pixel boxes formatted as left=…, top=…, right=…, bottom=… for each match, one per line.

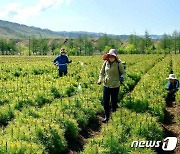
left=68, top=115, right=103, bottom=154
left=158, top=102, right=180, bottom=154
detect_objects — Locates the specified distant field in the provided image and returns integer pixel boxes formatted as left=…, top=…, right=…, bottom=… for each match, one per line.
left=0, top=55, right=179, bottom=153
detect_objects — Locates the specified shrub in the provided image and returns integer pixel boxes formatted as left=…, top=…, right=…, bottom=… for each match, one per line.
left=51, top=87, right=61, bottom=98
left=36, top=125, right=67, bottom=153
left=65, top=86, right=75, bottom=97
left=35, top=94, right=52, bottom=107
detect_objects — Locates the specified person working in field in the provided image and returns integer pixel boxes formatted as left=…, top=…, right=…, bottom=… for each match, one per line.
left=53, top=48, right=72, bottom=77
left=166, top=74, right=179, bottom=107
left=97, top=49, right=125, bottom=123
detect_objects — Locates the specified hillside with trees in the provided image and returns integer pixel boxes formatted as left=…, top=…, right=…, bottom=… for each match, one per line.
left=0, top=20, right=180, bottom=55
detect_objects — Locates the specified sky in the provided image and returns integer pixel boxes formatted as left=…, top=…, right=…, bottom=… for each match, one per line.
left=0, top=0, right=180, bottom=35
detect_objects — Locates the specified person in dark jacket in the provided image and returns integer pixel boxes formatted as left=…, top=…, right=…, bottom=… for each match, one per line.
left=53, top=48, right=72, bottom=77
left=166, top=74, right=179, bottom=107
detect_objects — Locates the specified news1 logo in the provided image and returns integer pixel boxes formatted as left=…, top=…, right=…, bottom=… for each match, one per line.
left=131, top=137, right=178, bottom=151
left=162, top=137, right=177, bottom=151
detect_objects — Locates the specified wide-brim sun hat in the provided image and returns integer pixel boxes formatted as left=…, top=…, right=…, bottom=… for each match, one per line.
left=107, top=49, right=118, bottom=58
left=166, top=74, right=177, bottom=80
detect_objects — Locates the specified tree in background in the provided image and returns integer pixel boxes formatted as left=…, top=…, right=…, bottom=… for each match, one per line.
left=144, top=30, right=153, bottom=54
left=177, top=32, right=180, bottom=54
left=126, top=31, right=154, bottom=54
left=30, top=37, right=49, bottom=55
left=96, top=34, right=122, bottom=53
left=172, top=30, right=178, bottom=54
left=30, top=37, right=39, bottom=54
left=40, top=39, right=49, bottom=55
left=128, top=34, right=138, bottom=48
left=8, top=39, right=17, bottom=55
left=159, top=33, right=172, bottom=54
left=1, top=30, right=180, bottom=55
left=127, top=34, right=139, bottom=53
left=0, top=39, right=7, bottom=55
left=83, top=36, right=93, bottom=55
left=17, top=44, right=29, bottom=55
left=50, top=39, right=60, bottom=55
left=96, top=34, right=111, bottom=52
left=75, top=35, right=84, bottom=55
left=0, top=39, right=17, bottom=55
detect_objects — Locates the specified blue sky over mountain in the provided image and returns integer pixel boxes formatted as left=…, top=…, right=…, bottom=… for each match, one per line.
left=0, top=0, right=180, bottom=35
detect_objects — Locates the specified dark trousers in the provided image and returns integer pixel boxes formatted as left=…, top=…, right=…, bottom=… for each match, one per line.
left=59, top=70, right=67, bottom=77
left=166, top=92, right=175, bottom=107
left=103, top=86, right=119, bottom=119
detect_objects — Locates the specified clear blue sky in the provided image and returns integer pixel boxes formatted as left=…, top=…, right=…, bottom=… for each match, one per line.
left=0, top=0, right=180, bottom=35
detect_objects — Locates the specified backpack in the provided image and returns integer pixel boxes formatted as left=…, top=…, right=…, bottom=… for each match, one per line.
left=118, top=60, right=126, bottom=83
left=121, top=61, right=126, bottom=72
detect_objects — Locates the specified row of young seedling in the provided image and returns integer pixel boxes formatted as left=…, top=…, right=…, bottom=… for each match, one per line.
left=0, top=55, right=164, bottom=153
left=0, top=55, right=158, bottom=126
left=82, top=55, right=171, bottom=153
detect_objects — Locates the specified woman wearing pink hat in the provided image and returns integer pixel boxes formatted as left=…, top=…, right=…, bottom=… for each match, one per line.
left=166, top=74, right=179, bottom=106
left=97, top=49, right=125, bottom=123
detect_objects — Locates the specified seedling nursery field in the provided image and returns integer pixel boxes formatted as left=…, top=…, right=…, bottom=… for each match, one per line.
left=0, top=54, right=179, bottom=154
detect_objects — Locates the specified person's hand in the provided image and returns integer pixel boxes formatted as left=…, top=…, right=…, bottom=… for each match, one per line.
left=97, top=80, right=102, bottom=85
left=69, top=60, right=72, bottom=63
left=54, top=65, right=58, bottom=69
left=120, top=77, right=124, bottom=84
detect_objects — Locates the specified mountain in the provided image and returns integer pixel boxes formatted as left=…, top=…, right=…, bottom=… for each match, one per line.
left=0, top=20, right=62, bottom=39
left=0, top=20, right=162, bottom=39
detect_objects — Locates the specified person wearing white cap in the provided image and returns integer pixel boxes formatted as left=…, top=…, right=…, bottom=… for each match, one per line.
left=166, top=74, right=179, bottom=106
left=97, top=49, right=125, bottom=123
left=53, top=48, right=72, bottom=77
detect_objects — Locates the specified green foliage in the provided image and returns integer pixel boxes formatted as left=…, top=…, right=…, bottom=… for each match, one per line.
left=36, top=125, right=67, bottom=153
left=103, top=46, right=111, bottom=53
left=0, top=55, right=179, bottom=154
left=0, top=99, right=9, bottom=106
left=17, top=44, right=30, bottom=55
left=14, top=100, right=33, bottom=110
left=51, top=87, right=62, bottom=98
left=63, top=118, right=79, bottom=141
left=125, top=44, right=138, bottom=54
left=0, top=105, right=14, bottom=126
left=35, top=94, right=52, bottom=107
left=53, top=48, right=60, bottom=55
left=0, top=141, right=46, bottom=154
left=65, top=86, right=76, bottom=97
left=68, top=47, right=77, bottom=55
left=0, top=39, right=18, bottom=55
left=13, top=71, right=21, bottom=77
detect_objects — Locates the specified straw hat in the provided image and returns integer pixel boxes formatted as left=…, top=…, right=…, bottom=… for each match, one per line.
left=166, top=74, right=177, bottom=80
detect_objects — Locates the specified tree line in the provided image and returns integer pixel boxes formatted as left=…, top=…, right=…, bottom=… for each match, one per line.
left=0, top=30, right=180, bottom=55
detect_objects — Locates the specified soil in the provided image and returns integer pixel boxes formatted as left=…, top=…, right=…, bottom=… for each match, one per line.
left=67, top=116, right=103, bottom=154
left=157, top=102, right=180, bottom=154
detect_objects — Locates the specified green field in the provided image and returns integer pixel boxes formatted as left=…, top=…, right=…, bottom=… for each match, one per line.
left=0, top=54, right=179, bottom=153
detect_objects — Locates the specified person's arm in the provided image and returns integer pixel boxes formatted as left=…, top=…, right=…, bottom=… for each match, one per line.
left=53, top=56, right=59, bottom=65
left=97, top=61, right=106, bottom=84
left=167, top=80, right=179, bottom=94
left=175, top=80, right=179, bottom=90
left=172, top=80, right=179, bottom=93
left=66, top=56, right=72, bottom=63
left=166, top=81, right=170, bottom=90
left=118, top=62, right=125, bottom=79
